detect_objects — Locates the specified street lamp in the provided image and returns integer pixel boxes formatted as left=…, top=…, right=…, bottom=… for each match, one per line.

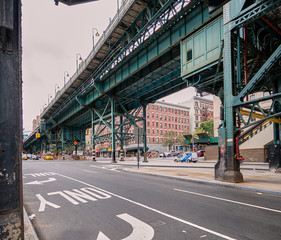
left=76, top=53, right=82, bottom=71
left=64, top=71, right=69, bottom=86
left=48, top=94, right=52, bottom=104
left=92, top=28, right=100, bottom=49
left=55, top=84, right=60, bottom=95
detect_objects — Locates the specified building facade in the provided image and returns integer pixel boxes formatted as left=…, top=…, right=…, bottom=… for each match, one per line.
left=180, top=96, right=213, bottom=133
left=32, top=115, right=41, bottom=131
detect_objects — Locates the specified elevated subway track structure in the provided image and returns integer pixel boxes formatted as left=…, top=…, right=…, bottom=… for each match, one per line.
left=23, top=0, right=281, bottom=181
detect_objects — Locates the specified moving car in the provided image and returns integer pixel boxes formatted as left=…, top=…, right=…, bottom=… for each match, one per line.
left=44, top=153, right=53, bottom=160
left=174, top=152, right=198, bottom=163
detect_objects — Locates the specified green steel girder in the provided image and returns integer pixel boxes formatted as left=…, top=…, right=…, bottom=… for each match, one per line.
left=230, top=0, right=281, bottom=31
left=45, top=0, right=207, bottom=129
left=233, top=44, right=281, bottom=105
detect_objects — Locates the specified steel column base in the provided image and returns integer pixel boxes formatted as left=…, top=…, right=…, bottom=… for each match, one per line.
left=143, top=152, right=148, bottom=162
left=112, top=151, right=117, bottom=163
left=222, top=170, right=243, bottom=183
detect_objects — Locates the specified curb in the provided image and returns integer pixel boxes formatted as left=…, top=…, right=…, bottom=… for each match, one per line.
left=24, top=207, right=39, bottom=240
left=123, top=169, right=281, bottom=196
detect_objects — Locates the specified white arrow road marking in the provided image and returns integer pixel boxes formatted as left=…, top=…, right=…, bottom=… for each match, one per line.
left=117, top=213, right=154, bottom=240
left=97, top=213, right=154, bottom=240
left=97, top=232, right=110, bottom=240
left=25, top=178, right=56, bottom=185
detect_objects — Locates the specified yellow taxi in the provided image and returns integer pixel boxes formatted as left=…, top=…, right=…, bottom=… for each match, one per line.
left=22, top=154, right=28, bottom=160
left=44, top=153, right=53, bottom=160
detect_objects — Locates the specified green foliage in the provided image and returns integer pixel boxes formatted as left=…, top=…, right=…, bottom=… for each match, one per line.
left=194, top=119, right=214, bottom=137
left=162, top=131, right=177, bottom=149
left=163, top=130, right=190, bottom=148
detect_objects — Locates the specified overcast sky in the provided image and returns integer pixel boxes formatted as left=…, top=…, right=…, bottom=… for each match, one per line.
left=22, top=0, right=198, bottom=132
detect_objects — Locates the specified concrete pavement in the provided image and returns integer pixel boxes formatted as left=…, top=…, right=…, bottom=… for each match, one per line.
left=115, top=158, right=281, bottom=195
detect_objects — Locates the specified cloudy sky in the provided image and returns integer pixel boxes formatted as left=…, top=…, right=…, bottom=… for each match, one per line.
left=22, top=0, right=197, bottom=132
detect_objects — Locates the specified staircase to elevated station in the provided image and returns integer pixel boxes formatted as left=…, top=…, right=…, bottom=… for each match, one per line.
left=239, top=120, right=273, bottom=162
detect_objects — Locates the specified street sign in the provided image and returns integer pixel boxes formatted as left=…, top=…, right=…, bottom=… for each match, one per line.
left=73, top=141, right=78, bottom=146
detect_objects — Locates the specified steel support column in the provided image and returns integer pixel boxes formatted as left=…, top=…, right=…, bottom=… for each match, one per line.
left=111, top=97, right=117, bottom=163
left=215, top=3, right=243, bottom=182
left=142, top=104, right=148, bottom=162
left=91, top=109, right=96, bottom=161
left=120, top=116, right=124, bottom=161
left=0, top=0, right=23, bottom=238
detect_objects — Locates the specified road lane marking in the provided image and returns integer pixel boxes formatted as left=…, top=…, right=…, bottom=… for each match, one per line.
left=174, top=188, right=281, bottom=214
left=24, top=172, right=56, bottom=177
left=97, top=213, right=154, bottom=240
left=25, top=177, right=56, bottom=185
left=90, top=165, right=120, bottom=172
left=36, top=194, right=61, bottom=212
left=83, top=170, right=97, bottom=174
left=56, top=173, right=236, bottom=240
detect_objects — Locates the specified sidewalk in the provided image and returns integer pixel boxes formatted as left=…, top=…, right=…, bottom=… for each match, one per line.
left=114, top=158, right=281, bottom=195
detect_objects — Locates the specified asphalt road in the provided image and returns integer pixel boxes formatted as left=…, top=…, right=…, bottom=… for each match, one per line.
left=23, top=159, right=281, bottom=240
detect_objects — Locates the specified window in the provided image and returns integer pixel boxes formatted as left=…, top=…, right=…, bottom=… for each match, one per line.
left=156, top=130, right=159, bottom=135
left=195, top=109, right=198, bottom=114
left=195, top=101, right=198, bottom=107
left=153, top=129, right=154, bottom=134
left=175, top=109, right=177, bottom=114
left=152, top=121, right=154, bottom=126
left=264, top=92, right=270, bottom=97
left=164, top=115, right=167, bottom=121
left=169, top=123, right=171, bottom=128
left=156, top=106, right=158, bottom=111
left=160, top=115, right=162, bottom=120
left=147, top=129, right=150, bottom=134
left=169, top=116, right=171, bottom=121
left=161, top=138, right=163, bottom=143
left=152, top=105, right=154, bottom=110
left=175, top=117, right=177, bottom=122
left=175, top=125, right=177, bottom=130
left=148, top=137, right=150, bottom=142
left=156, top=114, right=158, bottom=119
left=160, top=122, right=162, bottom=128
left=152, top=113, right=154, bottom=118
left=160, top=107, right=162, bottom=112
left=195, top=116, right=198, bottom=120
left=157, top=138, right=159, bottom=143
left=178, top=125, right=180, bottom=130
left=153, top=137, right=155, bottom=142
left=147, top=113, right=149, bottom=118
left=250, top=95, right=255, bottom=100
left=165, top=123, right=167, bottom=128
left=196, top=123, right=199, bottom=128
left=172, top=124, right=174, bottom=129
left=182, top=118, right=183, bottom=123
left=160, top=130, right=162, bottom=135
left=187, top=49, right=192, bottom=61
left=156, top=122, right=158, bottom=127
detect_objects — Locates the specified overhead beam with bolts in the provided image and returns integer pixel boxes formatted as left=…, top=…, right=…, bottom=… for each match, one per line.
left=54, top=0, right=99, bottom=6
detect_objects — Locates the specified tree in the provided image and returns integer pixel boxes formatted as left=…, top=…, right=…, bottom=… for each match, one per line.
left=194, top=119, right=214, bottom=137
left=162, top=131, right=177, bottom=150
left=176, top=131, right=190, bottom=148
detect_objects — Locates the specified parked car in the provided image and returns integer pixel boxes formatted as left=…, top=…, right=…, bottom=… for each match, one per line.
left=22, top=154, right=28, bottom=160
left=164, top=150, right=179, bottom=157
left=31, top=154, right=39, bottom=160
left=196, top=150, right=205, bottom=157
